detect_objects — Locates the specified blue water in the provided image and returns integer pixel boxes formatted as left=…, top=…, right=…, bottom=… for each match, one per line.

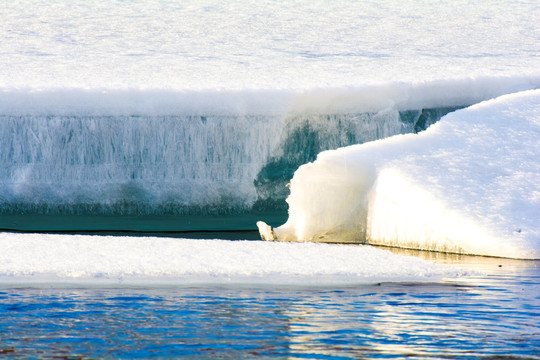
left=1, top=252, right=538, bottom=359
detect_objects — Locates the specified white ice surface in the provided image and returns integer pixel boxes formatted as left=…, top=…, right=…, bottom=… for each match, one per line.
left=2, top=1, right=538, bottom=116
left=271, top=90, right=540, bottom=259
left=1, top=76, right=539, bottom=116
left=1, top=0, right=538, bottom=90
left=0, top=232, right=464, bottom=287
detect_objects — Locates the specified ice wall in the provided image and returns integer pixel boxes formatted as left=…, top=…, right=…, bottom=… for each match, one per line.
left=0, top=110, right=410, bottom=216
left=1, top=78, right=538, bottom=222
left=1, top=114, right=283, bottom=214
left=264, top=90, right=540, bottom=259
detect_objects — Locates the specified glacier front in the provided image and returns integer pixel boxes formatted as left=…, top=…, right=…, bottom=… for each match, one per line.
left=259, top=90, right=540, bottom=259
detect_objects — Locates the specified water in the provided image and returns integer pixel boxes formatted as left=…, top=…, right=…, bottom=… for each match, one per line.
left=1, top=252, right=538, bottom=359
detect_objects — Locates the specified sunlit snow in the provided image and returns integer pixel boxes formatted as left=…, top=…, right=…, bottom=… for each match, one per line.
left=1, top=1, right=538, bottom=89
left=0, top=233, right=464, bottom=286
left=262, top=91, right=540, bottom=259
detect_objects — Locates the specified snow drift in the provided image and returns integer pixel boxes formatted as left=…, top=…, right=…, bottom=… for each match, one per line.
left=258, top=90, right=540, bottom=259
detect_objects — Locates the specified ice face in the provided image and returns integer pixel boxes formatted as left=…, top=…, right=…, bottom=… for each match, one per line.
left=1, top=79, right=536, bottom=219
left=0, top=105, right=405, bottom=216
left=267, top=90, right=540, bottom=259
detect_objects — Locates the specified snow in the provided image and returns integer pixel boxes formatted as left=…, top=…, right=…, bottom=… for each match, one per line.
left=1, top=1, right=538, bottom=90
left=264, top=90, right=540, bottom=259
left=1, top=77, right=538, bottom=116
left=0, top=232, right=464, bottom=287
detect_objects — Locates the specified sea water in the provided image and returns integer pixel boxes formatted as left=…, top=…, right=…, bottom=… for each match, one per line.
left=1, top=1, right=540, bottom=358
left=0, top=233, right=538, bottom=358
left=0, top=252, right=538, bottom=359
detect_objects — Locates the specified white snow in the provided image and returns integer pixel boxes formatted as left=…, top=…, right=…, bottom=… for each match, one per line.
left=1, top=1, right=538, bottom=90
left=266, top=90, right=540, bottom=259
left=0, top=232, right=464, bottom=287
left=1, top=77, right=539, bottom=116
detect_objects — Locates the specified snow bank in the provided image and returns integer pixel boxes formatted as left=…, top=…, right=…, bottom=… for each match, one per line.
left=0, top=232, right=463, bottom=287
left=1, top=76, right=538, bottom=116
left=261, top=90, right=540, bottom=259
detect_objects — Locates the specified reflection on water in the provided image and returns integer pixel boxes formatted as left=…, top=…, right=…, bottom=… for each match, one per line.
left=0, top=251, right=538, bottom=359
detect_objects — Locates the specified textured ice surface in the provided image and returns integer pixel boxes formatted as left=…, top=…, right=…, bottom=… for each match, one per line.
left=1, top=0, right=538, bottom=89
left=0, top=232, right=464, bottom=286
left=0, top=107, right=409, bottom=215
left=267, top=91, right=540, bottom=259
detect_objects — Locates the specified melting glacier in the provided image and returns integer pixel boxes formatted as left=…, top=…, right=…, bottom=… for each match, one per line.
left=1, top=0, right=539, bottom=233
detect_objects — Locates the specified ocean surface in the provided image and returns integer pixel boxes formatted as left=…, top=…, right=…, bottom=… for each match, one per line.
left=1, top=0, right=539, bottom=358
left=1, top=248, right=538, bottom=359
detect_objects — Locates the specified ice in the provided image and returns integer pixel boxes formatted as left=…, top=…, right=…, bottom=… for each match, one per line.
left=1, top=0, right=539, bottom=227
left=0, top=232, right=465, bottom=287
left=262, top=90, right=540, bottom=259
left=2, top=79, right=538, bottom=217
left=257, top=221, right=277, bottom=241
left=0, top=112, right=283, bottom=213
left=1, top=1, right=538, bottom=89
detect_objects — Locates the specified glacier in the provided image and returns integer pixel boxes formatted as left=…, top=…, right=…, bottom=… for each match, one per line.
left=258, top=90, right=540, bottom=259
